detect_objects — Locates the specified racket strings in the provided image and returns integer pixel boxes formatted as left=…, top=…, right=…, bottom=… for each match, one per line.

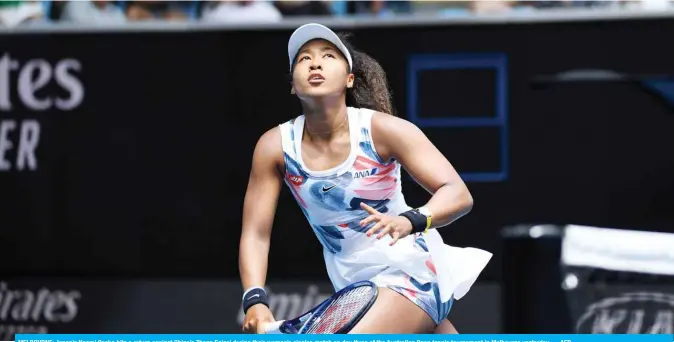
left=305, top=286, right=375, bottom=334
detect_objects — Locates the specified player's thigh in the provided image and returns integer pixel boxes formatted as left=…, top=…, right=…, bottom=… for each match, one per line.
left=434, top=319, right=458, bottom=334
left=348, top=287, right=436, bottom=334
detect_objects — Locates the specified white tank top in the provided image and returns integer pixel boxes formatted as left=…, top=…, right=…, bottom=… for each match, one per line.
left=279, top=107, right=412, bottom=254
left=279, top=107, right=492, bottom=302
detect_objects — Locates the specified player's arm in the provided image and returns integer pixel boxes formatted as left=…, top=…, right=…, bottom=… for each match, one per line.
left=239, top=127, right=284, bottom=290
left=371, top=112, right=473, bottom=229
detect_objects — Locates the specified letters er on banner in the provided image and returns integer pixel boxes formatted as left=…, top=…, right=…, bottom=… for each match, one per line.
left=0, top=53, right=84, bottom=172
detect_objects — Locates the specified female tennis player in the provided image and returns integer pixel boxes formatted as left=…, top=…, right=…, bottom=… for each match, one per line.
left=239, top=23, right=492, bottom=334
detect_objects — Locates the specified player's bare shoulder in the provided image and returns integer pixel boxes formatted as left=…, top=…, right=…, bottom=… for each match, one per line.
left=370, top=111, right=423, bottom=160
left=370, top=111, right=420, bottom=136
left=252, top=126, right=284, bottom=172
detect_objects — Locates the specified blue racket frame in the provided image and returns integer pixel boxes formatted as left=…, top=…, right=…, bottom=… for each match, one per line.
left=276, top=280, right=378, bottom=334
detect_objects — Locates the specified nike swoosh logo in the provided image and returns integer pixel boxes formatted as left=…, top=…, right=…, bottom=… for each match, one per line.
left=322, top=184, right=337, bottom=192
left=247, top=294, right=260, bottom=300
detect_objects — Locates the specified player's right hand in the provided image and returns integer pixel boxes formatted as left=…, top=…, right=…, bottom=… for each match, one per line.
left=242, top=304, right=276, bottom=334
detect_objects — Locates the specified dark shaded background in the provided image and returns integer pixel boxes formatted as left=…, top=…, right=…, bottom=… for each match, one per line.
left=1, top=18, right=673, bottom=284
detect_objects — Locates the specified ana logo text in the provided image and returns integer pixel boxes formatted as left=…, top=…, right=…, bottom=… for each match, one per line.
left=353, top=168, right=378, bottom=179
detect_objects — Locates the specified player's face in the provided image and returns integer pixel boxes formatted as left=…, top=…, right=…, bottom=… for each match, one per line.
left=291, top=39, right=354, bottom=100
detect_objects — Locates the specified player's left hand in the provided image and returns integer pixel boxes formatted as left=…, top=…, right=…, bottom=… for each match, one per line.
left=359, top=202, right=413, bottom=245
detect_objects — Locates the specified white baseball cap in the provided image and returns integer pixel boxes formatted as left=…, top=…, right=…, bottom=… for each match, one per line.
left=287, top=23, right=353, bottom=72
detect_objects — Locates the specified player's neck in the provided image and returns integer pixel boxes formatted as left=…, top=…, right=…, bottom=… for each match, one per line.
left=302, top=101, right=348, bottom=139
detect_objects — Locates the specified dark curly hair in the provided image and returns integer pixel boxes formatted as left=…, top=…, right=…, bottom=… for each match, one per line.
left=337, top=32, right=395, bottom=116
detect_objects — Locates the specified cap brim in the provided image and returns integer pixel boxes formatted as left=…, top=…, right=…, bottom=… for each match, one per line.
left=288, top=23, right=353, bottom=72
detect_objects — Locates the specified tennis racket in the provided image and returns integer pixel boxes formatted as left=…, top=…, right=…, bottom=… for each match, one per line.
left=263, top=280, right=378, bottom=334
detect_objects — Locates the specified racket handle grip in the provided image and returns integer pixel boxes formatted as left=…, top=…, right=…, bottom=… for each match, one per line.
left=263, top=320, right=285, bottom=334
